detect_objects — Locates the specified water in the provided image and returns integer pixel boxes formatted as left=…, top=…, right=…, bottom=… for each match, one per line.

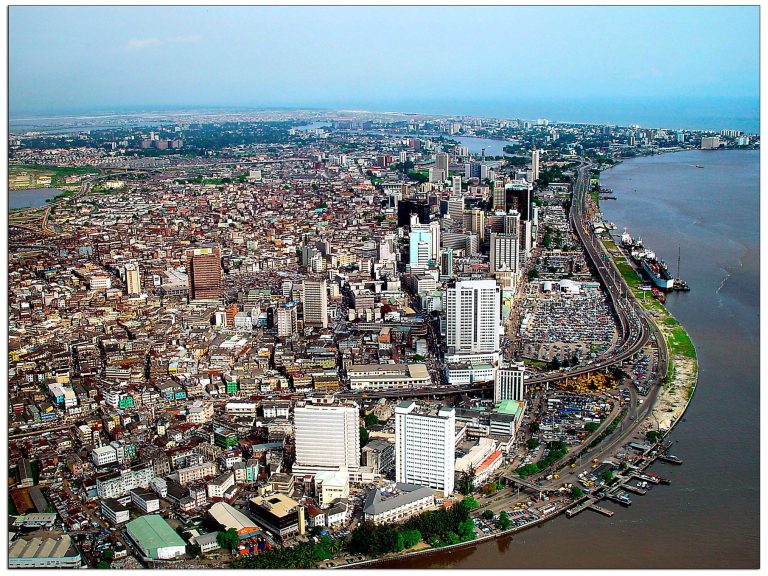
left=381, top=149, right=759, bottom=569
left=9, top=187, right=61, bottom=209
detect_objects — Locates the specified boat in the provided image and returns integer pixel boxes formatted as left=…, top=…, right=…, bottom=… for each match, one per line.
left=641, top=258, right=675, bottom=290
left=695, top=165, right=704, bottom=168
left=651, top=287, right=667, bottom=304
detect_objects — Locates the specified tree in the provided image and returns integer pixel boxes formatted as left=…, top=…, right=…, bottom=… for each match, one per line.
left=530, top=422, right=540, bottom=433
left=457, top=463, right=476, bottom=496
left=570, top=486, right=584, bottom=499
left=498, top=511, right=511, bottom=531
left=96, top=561, right=111, bottom=569
left=363, top=413, right=380, bottom=428
left=527, top=438, right=540, bottom=450
left=584, top=422, right=600, bottom=433
left=527, top=268, right=540, bottom=281
left=186, top=542, right=201, bottom=557
left=601, top=470, right=614, bottom=484
left=645, top=430, right=658, bottom=444
left=462, top=495, right=479, bottom=510
left=102, top=550, right=114, bottom=561
left=359, top=427, right=370, bottom=447
left=217, top=528, right=239, bottom=551
left=482, top=510, right=495, bottom=521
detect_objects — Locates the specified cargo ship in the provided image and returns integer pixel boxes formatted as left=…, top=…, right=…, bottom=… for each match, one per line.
left=620, top=229, right=676, bottom=291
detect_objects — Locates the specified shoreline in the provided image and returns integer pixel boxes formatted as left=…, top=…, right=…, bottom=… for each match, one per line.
left=335, top=157, right=701, bottom=570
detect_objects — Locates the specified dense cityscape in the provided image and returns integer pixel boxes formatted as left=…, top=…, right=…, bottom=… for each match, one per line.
left=7, top=108, right=759, bottom=569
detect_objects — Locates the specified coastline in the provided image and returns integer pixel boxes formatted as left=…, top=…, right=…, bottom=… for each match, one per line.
left=334, top=157, right=701, bottom=570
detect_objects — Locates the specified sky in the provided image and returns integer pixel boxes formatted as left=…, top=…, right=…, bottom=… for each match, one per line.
left=9, top=6, right=760, bottom=118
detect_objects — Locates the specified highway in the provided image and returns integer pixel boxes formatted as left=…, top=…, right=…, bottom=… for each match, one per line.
left=340, top=164, right=657, bottom=401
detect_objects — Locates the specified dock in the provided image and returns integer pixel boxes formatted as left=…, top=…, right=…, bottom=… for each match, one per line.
left=622, top=484, right=647, bottom=496
left=658, top=454, right=683, bottom=465
left=566, top=498, right=596, bottom=518
left=588, top=504, right=614, bottom=517
left=631, top=472, right=660, bottom=484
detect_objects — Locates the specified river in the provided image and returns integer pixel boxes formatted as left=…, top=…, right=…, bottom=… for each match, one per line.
left=379, top=149, right=759, bottom=569
left=9, top=187, right=62, bottom=209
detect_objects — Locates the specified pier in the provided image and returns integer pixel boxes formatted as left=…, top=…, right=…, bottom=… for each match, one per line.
left=588, top=504, right=615, bottom=517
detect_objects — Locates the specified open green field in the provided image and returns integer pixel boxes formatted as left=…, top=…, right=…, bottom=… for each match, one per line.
left=10, top=164, right=100, bottom=189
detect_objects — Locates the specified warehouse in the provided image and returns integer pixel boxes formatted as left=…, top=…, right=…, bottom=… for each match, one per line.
left=125, top=516, right=186, bottom=560
left=9, top=535, right=82, bottom=568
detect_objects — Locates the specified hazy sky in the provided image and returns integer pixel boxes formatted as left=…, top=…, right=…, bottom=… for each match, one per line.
left=10, top=6, right=760, bottom=116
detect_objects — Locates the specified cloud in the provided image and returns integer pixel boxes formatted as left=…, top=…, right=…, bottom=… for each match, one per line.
left=173, top=35, right=201, bottom=44
left=125, top=37, right=162, bottom=50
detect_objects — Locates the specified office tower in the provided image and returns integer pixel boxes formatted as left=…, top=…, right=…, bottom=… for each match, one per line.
left=446, top=279, right=500, bottom=363
left=293, top=399, right=360, bottom=479
left=302, top=279, right=328, bottom=328
left=378, top=234, right=397, bottom=263
left=490, top=213, right=521, bottom=277
left=395, top=401, right=455, bottom=496
left=493, top=180, right=506, bottom=210
left=440, top=248, right=454, bottom=278
left=505, top=180, right=533, bottom=222
left=429, top=220, right=441, bottom=262
left=186, top=247, right=222, bottom=300
left=531, top=148, right=540, bottom=182
left=452, top=175, right=462, bottom=195
left=470, top=208, right=486, bottom=242
left=124, top=262, right=141, bottom=295
left=399, top=150, right=408, bottom=163
left=435, top=152, right=449, bottom=176
left=495, top=361, right=526, bottom=403
left=397, top=200, right=431, bottom=228
left=446, top=198, right=464, bottom=224
left=277, top=303, right=297, bottom=338
left=429, top=167, right=445, bottom=183
left=409, top=229, right=432, bottom=266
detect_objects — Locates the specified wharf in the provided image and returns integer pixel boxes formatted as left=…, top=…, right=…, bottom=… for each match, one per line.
left=588, top=504, right=615, bottom=517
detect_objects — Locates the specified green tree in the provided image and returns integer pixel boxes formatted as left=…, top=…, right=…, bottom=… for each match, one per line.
left=527, top=438, right=540, bottom=450
left=601, top=470, right=614, bottom=484
left=217, top=528, right=239, bottom=551
left=584, top=422, right=600, bottom=433
left=462, top=495, right=479, bottom=510
left=96, top=560, right=111, bottom=569
left=570, top=486, right=584, bottom=499
left=645, top=430, right=658, bottom=444
left=498, top=511, right=511, bottom=531
left=457, top=463, right=476, bottom=496
left=482, top=510, right=495, bottom=521
left=360, top=427, right=370, bottom=447
left=363, top=413, right=380, bottom=428
left=102, top=550, right=114, bottom=561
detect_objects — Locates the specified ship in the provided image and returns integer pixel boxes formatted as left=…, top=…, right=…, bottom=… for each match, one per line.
left=642, top=258, right=675, bottom=290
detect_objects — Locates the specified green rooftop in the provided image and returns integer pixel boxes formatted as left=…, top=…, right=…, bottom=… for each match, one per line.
left=125, top=516, right=185, bottom=558
left=494, top=399, right=525, bottom=419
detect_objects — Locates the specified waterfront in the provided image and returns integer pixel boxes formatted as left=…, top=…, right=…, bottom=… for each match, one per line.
left=9, top=187, right=61, bottom=209
left=380, top=149, right=759, bottom=569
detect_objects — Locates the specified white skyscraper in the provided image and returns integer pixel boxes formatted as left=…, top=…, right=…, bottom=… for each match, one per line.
left=495, top=361, right=526, bottom=403
left=124, top=262, right=141, bottom=295
left=490, top=211, right=522, bottom=284
left=446, top=279, right=501, bottom=364
left=277, top=303, right=297, bottom=338
left=531, top=149, right=540, bottom=182
left=452, top=175, right=462, bottom=196
left=293, top=398, right=360, bottom=480
left=302, top=279, right=328, bottom=328
left=395, top=401, right=455, bottom=496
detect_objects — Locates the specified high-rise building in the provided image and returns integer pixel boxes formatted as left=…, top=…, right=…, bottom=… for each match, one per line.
left=440, top=248, right=454, bottom=278
left=124, top=262, right=141, bottom=295
left=490, top=211, right=521, bottom=278
left=446, top=279, right=500, bottom=364
left=293, top=398, right=360, bottom=480
left=409, top=229, right=432, bottom=266
left=395, top=401, right=455, bottom=496
left=470, top=208, right=486, bottom=242
left=452, top=175, right=462, bottom=195
left=493, top=180, right=506, bottom=210
left=277, top=303, right=297, bottom=338
left=186, top=247, right=222, bottom=300
left=435, top=152, right=449, bottom=176
left=302, top=279, right=328, bottom=328
left=531, top=149, right=540, bottom=182
left=495, top=362, right=526, bottom=403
